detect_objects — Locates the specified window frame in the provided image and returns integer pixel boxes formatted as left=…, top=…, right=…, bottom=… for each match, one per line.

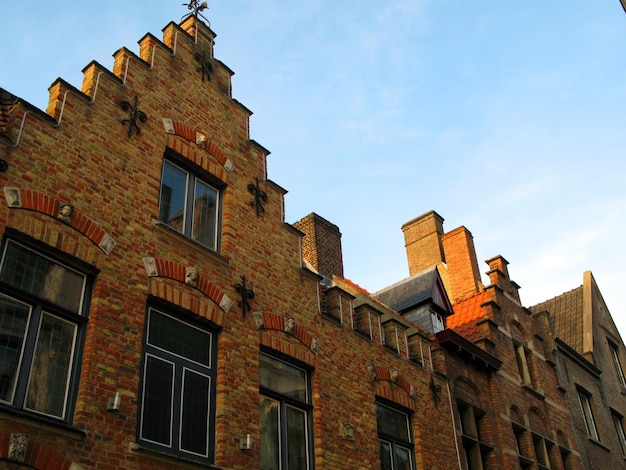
left=259, top=352, right=313, bottom=470
left=458, top=401, right=492, bottom=470
left=137, top=304, right=218, bottom=464
left=611, top=410, right=626, bottom=456
left=0, top=238, right=91, bottom=423
left=514, top=342, right=532, bottom=387
left=158, top=156, right=222, bottom=252
left=376, top=400, right=416, bottom=470
left=608, top=340, right=626, bottom=389
left=577, top=388, right=600, bottom=441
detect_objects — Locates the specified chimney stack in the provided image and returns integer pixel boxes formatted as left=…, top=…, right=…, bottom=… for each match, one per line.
left=294, top=213, right=344, bottom=279
left=402, top=211, right=482, bottom=302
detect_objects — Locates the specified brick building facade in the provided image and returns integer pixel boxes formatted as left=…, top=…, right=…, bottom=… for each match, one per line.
left=1, top=9, right=624, bottom=470
left=0, top=13, right=459, bottom=470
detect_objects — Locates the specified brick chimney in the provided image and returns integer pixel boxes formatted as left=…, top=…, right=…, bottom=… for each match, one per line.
left=402, top=211, right=482, bottom=302
left=293, top=213, right=344, bottom=279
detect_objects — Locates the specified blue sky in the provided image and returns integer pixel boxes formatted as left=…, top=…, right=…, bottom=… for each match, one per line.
left=2, top=1, right=626, bottom=335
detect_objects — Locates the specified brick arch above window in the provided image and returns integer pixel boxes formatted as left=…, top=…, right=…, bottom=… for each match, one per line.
left=254, top=312, right=320, bottom=358
left=3, top=187, right=116, bottom=255
left=529, top=407, right=549, bottom=436
left=453, top=376, right=488, bottom=411
left=143, top=257, right=233, bottom=316
left=0, top=431, right=84, bottom=470
left=368, top=365, right=417, bottom=403
left=163, top=119, right=235, bottom=182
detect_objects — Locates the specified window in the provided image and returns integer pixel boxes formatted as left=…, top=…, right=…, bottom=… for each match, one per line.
left=513, top=423, right=533, bottom=469
left=260, top=353, right=312, bottom=470
left=138, top=306, right=217, bottom=463
left=377, top=402, right=415, bottom=470
left=459, top=402, right=491, bottom=470
left=608, top=341, right=626, bottom=389
left=577, top=389, right=600, bottom=441
left=431, top=311, right=446, bottom=333
left=514, top=343, right=532, bottom=386
left=612, top=411, right=626, bottom=455
left=159, top=159, right=220, bottom=251
left=532, top=433, right=555, bottom=469
left=0, top=240, right=89, bottom=421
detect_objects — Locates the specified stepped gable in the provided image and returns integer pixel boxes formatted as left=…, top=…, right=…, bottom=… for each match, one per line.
left=530, top=285, right=583, bottom=354
left=447, top=291, right=489, bottom=342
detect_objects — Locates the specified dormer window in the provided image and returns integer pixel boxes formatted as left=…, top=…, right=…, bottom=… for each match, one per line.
left=431, top=311, right=446, bottom=333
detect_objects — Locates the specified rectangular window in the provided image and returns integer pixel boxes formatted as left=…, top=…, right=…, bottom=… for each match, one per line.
left=458, top=402, right=492, bottom=470
left=159, top=159, right=220, bottom=251
left=431, top=311, right=446, bottom=333
left=577, top=389, right=600, bottom=441
left=377, top=402, right=415, bottom=470
left=138, top=306, right=217, bottom=463
left=260, top=353, right=312, bottom=470
left=515, top=343, right=532, bottom=386
left=0, top=240, right=89, bottom=421
left=612, top=411, right=626, bottom=456
left=609, top=342, right=626, bottom=388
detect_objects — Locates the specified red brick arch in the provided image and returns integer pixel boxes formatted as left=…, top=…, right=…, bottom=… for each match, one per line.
left=143, top=257, right=232, bottom=313
left=0, top=431, right=83, bottom=470
left=3, top=187, right=116, bottom=254
left=369, top=365, right=417, bottom=408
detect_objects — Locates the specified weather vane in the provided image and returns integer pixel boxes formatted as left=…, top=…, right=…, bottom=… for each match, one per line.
left=182, top=1, right=209, bottom=24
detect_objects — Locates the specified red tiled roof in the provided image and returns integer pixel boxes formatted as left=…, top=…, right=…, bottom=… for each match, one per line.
left=448, top=291, right=489, bottom=341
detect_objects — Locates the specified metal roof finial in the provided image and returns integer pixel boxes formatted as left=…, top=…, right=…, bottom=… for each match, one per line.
left=182, top=0, right=210, bottom=25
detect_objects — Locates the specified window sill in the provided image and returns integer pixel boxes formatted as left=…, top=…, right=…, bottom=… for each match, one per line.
left=522, top=384, right=545, bottom=400
left=0, top=406, right=86, bottom=441
left=129, top=443, right=224, bottom=469
left=587, top=437, right=611, bottom=452
left=152, top=220, right=229, bottom=267
left=320, top=310, right=343, bottom=326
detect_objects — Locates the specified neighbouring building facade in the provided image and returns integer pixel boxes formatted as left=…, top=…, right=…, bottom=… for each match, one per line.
left=0, top=9, right=624, bottom=470
left=531, top=271, right=626, bottom=469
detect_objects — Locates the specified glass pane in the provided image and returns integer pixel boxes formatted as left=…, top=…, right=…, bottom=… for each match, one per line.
left=0, top=295, right=30, bottom=403
left=192, top=179, right=218, bottom=250
left=180, top=369, right=210, bottom=456
left=377, top=403, right=410, bottom=441
left=0, top=242, right=85, bottom=314
left=379, top=440, right=393, bottom=470
left=141, top=355, right=174, bottom=446
left=147, top=309, right=211, bottom=366
left=287, top=405, right=308, bottom=470
left=395, top=445, right=413, bottom=470
left=259, top=354, right=307, bottom=401
left=260, top=396, right=280, bottom=470
left=25, top=313, right=76, bottom=417
left=159, top=161, right=188, bottom=233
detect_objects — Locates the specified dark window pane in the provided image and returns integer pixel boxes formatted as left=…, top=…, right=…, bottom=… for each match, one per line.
left=379, top=440, right=393, bottom=470
left=395, top=445, right=412, bottom=470
left=260, top=396, right=280, bottom=470
left=286, top=405, right=308, bottom=470
left=25, top=313, right=76, bottom=417
left=159, top=161, right=188, bottom=233
left=192, top=180, right=217, bottom=249
left=0, top=295, right=30, bottom=403
left=141, top=355, right=174, bottom=446
left=377, top=403, right=410, bottom=441
left=147, top=309, right=211, bottom=366
left=180, top=369, right=210, bottom=456
left=259, top=354, right=307, bottom=401
left=0, top=242, right=85, bottom=314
